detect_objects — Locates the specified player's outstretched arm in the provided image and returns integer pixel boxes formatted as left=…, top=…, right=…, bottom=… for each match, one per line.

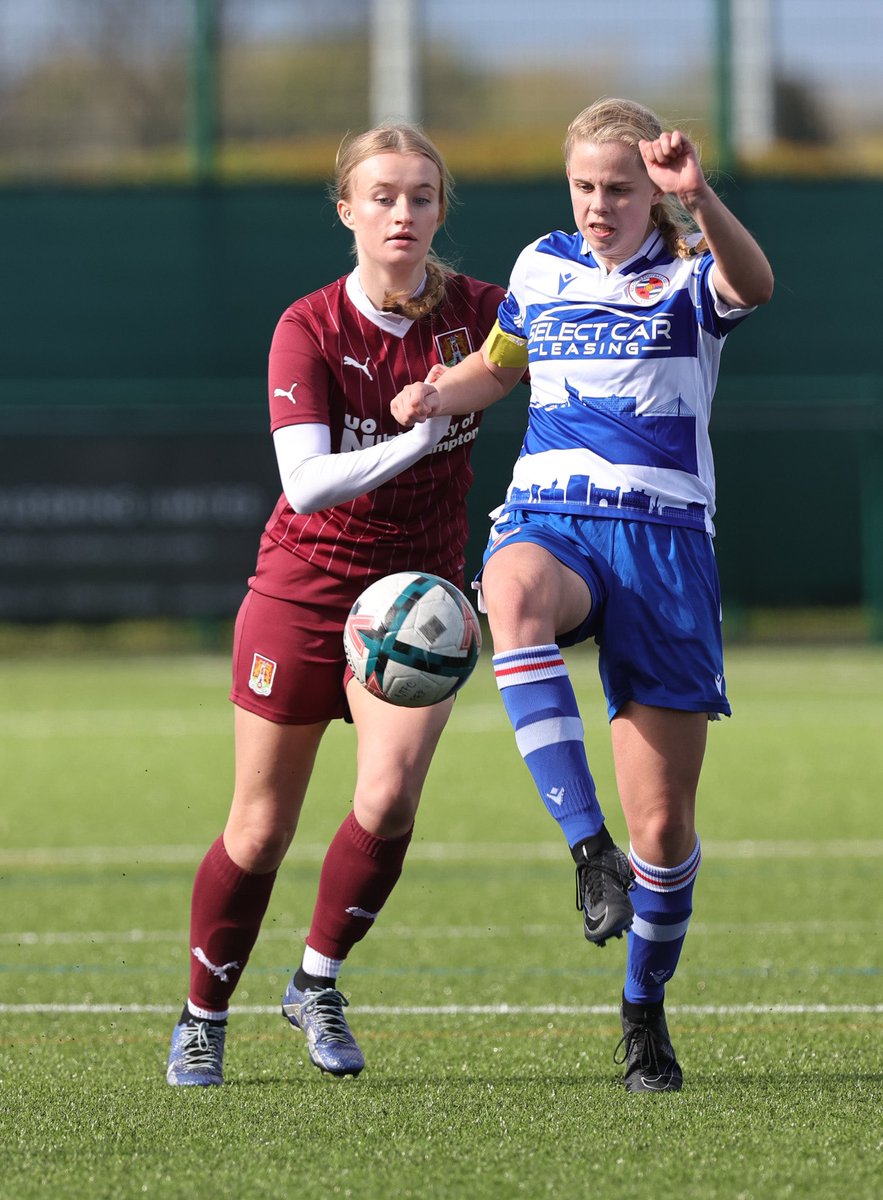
left=391, top=349, right=521, bottom=428
left=274, top=414, right=452, bottom=514
left=639, top=130, right=774, bottom=310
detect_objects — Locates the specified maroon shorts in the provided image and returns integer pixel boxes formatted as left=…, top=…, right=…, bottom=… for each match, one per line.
left=230, top=587, right=356, bottom=725
left=231, top=543, right=469, bottom=724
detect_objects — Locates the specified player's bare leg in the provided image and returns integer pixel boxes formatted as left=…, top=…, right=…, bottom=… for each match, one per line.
left=610, top=703, right=707, bottom=1091
left=481, top=541, right=589, bottom=651
left=224, top=706, right=329, bottom=871
left=610, top=703, right=706, bottom=867
left=348, top=681, right=454, bottom=835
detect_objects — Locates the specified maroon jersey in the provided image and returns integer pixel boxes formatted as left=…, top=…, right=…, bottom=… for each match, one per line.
left=252, top=272, right=504, bottom=598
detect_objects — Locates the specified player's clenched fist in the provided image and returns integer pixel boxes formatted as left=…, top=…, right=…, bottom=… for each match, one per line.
left=638, top=130, right=706, bottom=204
left=391, top=381, right=441, bottom=428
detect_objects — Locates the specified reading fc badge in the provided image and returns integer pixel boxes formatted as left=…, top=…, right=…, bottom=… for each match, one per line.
left=248, top=653, right=277, bottom=697
left=627, top=273, right=670, bottom=305
left=435, top=327, right=473, bottom=367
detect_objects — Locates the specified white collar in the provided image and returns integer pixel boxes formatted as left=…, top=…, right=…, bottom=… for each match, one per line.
left=579, top=227, right=666, bottom=276
left=345, top=267, right=427, bottom=338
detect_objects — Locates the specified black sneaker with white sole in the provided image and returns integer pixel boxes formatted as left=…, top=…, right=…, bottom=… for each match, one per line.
left=573, top=838, right=635, bottom=947
left=614, top=998, right=683, bottom=1092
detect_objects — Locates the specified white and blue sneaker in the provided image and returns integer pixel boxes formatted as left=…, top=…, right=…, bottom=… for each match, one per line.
left=166, top=1018, right=226, bottom=1086
left=281, top=980, right=365, bottom=1077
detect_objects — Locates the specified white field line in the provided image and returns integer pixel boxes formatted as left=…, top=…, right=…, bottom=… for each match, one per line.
left=0, top=1002, right=880, bottom=1017
left=2, top=918, right=878, bottom=947
left=2, top=839, right=883, bottom=868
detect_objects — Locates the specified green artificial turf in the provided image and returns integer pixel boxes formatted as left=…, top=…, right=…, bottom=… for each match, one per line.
left=1, top=641, right=881, bottom=1199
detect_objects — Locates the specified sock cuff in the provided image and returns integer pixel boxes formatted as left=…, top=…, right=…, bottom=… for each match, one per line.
left=301, top=945, right=344, bottom=981
left=492, top=644, right=567, bottom=689
left=207, top=835, right=278, bottom=893
left=187, top=999, right=229, bottom=1022
left=344, top=811, right=414, bottom=861
left=629, top=837, right=701, bottom=893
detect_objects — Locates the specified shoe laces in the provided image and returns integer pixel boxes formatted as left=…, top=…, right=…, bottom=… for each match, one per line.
left=613, top=1019, right=665, bottom=1072
left=177, top=1020, right=224, bottom=1068
left=575, top=850, right=633, bottom=911
left=301, top=988, right=353, bottom=1044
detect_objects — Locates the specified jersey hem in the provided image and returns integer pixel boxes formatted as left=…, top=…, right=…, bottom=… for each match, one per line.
left=500, top=499, right=714, bottom=535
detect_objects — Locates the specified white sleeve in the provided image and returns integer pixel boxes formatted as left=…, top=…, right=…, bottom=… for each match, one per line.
left=273, top=416, right=452, bottom=514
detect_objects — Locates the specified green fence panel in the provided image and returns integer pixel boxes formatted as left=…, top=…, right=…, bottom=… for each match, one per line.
left=2, top=179, right=881, bottom=623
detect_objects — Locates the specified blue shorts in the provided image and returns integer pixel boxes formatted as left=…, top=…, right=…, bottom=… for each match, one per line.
left=476, top=509, right=730, bottom=720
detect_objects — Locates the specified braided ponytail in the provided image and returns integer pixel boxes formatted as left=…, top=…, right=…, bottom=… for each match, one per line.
left=652, top=206, right=708, bottom=260
left=381, top=257, right=452, bottom=318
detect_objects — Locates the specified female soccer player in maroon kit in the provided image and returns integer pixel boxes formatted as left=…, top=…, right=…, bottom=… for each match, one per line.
left=166, top=124, right=504, bottom=1085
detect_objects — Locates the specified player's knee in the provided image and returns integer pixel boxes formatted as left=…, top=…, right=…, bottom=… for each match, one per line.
left=353, top=783, right=420, bottom=838
left=483, top=549, right=589, bottom=648
left=632, top=805, right=697, bottom=866
left=483, top=573, right=551, bottom=647
left=224, top=803, right=296, bottom=873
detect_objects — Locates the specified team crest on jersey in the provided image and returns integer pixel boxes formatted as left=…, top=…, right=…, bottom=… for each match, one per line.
left=248, top=653, right=277, bottom=697
left=435, top=327, right=473, bottom=367
left=627, top=273, right=670, bottom=305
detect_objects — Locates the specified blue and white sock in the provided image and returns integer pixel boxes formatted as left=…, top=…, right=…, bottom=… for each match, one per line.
left=624, top=838, right=702, bottom=1005
left=493, top=644, right=605, bottom=847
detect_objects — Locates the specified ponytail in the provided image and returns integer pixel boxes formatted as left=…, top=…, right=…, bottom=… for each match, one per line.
left=381, top=257, right=452, bottom=319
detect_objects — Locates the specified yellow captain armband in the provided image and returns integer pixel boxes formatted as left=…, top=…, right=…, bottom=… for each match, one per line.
left=484, top=320, right=529, bottom=370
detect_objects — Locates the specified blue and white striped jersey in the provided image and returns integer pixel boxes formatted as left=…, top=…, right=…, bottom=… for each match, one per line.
left=496, top=228, right=754, bottom=534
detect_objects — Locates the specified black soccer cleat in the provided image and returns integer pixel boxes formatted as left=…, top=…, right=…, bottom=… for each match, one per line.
left=574, top=842, right=635, bottom=947
left=614, top=998, right=683, bottom=1092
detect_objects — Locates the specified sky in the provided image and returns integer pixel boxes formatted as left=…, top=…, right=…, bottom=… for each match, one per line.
left=2, top=0, right=880, bottom=105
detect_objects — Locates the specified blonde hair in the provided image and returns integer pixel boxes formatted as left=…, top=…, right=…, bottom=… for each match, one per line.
left=333, top=122, right=455, bottom=318
left=563, top=98, right=706, bottom=259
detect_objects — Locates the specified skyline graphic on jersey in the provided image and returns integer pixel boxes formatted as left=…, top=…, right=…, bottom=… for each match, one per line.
left=504, top=474, right=708, bottom=528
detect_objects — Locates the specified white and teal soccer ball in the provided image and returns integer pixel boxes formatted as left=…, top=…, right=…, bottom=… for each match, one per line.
left=344, top=571, right=482, bottom=707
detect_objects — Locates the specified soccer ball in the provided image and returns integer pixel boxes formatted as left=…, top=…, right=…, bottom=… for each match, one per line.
left=343, top=571, right=482, bottom=707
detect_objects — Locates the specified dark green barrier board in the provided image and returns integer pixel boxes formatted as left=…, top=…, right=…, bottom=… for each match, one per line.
left=1, top=181, right=880, bottom=625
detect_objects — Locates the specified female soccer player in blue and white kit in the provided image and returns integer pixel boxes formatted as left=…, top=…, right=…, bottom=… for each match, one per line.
left=392, top=98, right=774, bottom=1092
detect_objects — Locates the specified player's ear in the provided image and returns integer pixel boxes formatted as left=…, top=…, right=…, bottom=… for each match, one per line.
left=337, top=199, right=355, bottom=229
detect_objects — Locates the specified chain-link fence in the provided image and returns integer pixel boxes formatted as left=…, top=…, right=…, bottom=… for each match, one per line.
left=0, top=0, right=879, bottom=183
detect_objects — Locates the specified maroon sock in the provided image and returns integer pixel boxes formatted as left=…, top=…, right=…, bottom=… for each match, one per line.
left=187, top=835, right=277, bottom=1014
left=306, top=811, right=413, bottom=960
